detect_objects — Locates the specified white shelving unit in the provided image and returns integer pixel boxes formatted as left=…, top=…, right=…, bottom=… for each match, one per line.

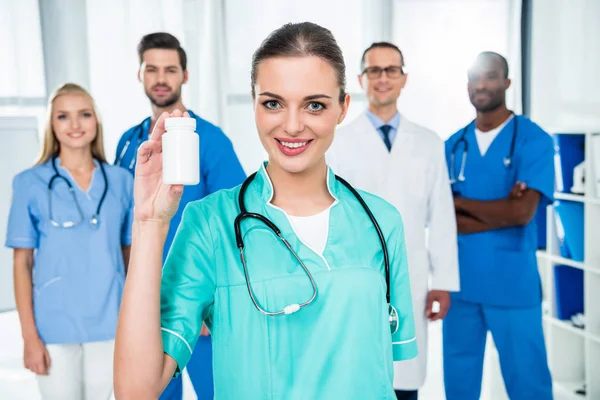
left=537, top=131, right=600, bottom=399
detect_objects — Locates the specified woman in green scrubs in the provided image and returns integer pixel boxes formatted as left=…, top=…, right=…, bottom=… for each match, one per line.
left=114, top=22, right=417, bottom=400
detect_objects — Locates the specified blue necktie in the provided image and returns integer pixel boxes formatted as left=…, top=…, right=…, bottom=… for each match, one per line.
left=380, top=125, right=392, bottom=152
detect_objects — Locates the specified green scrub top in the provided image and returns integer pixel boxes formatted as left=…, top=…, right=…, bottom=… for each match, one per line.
left=160, top=163, right=418, bottom=399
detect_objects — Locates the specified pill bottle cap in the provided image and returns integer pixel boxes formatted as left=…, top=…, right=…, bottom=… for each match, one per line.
left=165, top=117, right=196, bottom=131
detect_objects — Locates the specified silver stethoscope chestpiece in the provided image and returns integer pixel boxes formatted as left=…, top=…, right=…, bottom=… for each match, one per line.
left=90, top=215, right=100, bottom=228
left=389, top=304, right=399, bottom=334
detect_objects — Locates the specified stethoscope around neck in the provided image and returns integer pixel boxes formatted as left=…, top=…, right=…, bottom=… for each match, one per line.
left=115, top=118, right=147, bottom=170
left=233, top=171, right=400, bottom=334
left=48, top=155, right=108, bottom=229
left=449, top=113, right=518, bottom=184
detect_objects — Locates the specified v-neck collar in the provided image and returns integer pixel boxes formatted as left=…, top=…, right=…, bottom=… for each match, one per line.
left=475, top=114, right=515, bottom=159
left=55, top=158, right=100, bottom=195
left=253, top=162, right=339, bottom=208
left=244, top=162, right=341, bottom=270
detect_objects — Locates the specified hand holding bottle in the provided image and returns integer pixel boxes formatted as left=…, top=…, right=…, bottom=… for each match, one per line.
left=133, top=110, right=189, bottom=224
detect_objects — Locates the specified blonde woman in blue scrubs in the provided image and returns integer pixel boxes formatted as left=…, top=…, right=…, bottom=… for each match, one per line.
left=6, top=83, right=134, bottom=399
left=115, top=22, right=417, bottom=399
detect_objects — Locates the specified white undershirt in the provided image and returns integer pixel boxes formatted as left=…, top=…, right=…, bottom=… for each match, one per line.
left=474, top=114, right=514, bottom=156
left=286, top=208, right=330, bottom=255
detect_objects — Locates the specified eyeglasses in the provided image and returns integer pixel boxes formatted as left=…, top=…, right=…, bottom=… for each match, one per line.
left=362, top=66, right=404, bottom=79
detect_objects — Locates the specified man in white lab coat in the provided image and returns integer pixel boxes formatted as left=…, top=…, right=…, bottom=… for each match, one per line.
left=327, top=42, right=460, bottom=400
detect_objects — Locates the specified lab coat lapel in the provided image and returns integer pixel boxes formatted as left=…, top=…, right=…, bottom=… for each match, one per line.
left=358, top=111, right=413, bottom=158
left=392, top=114, right=416, bottom=158
left=357, top=112, right=391, bottom=157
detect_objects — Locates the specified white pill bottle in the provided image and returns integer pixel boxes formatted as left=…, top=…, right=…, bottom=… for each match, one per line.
left=162, top=117, right=200, bottom=185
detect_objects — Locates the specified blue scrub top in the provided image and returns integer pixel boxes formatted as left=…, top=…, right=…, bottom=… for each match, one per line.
left=445, top=115, right=554, bottom=307
left=5, top=159, right=134, bottom=345
left=114, top=110, right=247, bottom=256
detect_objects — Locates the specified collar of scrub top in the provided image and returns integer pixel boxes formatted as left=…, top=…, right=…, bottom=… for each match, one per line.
left=244, top=163, right=392, bottom=289
left=450, top=112, right=518, bottom=185
left=48, top=156, right=108, bottom=228
left=251, top=161, right=341, bottom=207
left=365, top=110, right=400, bottom=150
left=236, top=163, right=340, bottom=316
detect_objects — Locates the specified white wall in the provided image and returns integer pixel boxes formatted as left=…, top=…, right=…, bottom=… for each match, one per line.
left=85, top=0, right=188, bottom=162
left=393, top=0, right=522, bottom=139
left=0, top=0, right=45, bottom=99
left=530, top=0, right=600, bottom=132
left=0, top=117, right=40, bottom=312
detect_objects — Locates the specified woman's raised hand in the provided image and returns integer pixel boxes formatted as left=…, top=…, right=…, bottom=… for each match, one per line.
left=133, top=110, right=188, bottom=224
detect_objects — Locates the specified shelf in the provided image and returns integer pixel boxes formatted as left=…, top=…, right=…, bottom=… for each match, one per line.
left=546, top=129, right=589, bottom=135
left=545, top=128, right=600, bottom=135
left=545, top=130, right=599, bottom=400
left=536, top=251, right=600, bottom=275
left=554, top=192, right=600, bottom=205
left=537, top=250, right=586, bottom=270
left=589, top=333, right=600, bottom=345
left=545, top=315, right=586, bottom=338
left=555, top=380, right=587, bottom=399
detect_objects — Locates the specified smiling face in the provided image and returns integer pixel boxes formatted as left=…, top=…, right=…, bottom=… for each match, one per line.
left=359, top=47, right=406, bottom=108
left=467, top=54, right=511, bottom=112
left=52, top=93, right=98, bottom=153
left=139, top=48, right=188, bottom=108
left=253, top=56, right=350, bottom=175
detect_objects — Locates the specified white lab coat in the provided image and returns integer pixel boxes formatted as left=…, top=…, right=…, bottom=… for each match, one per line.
left=327, top=111, right=460, bottom=390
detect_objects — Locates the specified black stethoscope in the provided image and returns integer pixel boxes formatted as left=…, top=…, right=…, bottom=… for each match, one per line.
left=48, top=155, right=108, bottom=229
left=115, top=117, right=149, bottom=171
left=115, top=111, right=197, bottom=170
left=234, top=171, right=399, bottom=334
left=450, top=113, right=518, bottom=184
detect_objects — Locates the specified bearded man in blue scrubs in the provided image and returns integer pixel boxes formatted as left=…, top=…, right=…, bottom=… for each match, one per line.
left=114, top=32, right=246, bottom=400
left=443, top=52, right=554, bottom=400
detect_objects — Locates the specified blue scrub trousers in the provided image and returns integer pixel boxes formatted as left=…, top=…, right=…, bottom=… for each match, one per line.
left=160, top=336, right=214, bottom=400
left=443, top=298, right=553, bottom=400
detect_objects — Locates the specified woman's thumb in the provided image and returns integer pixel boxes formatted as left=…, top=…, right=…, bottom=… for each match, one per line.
left=43, top=348, right=51, bottom=369
left=167, top=185, right=184, bottom=205
left=169, top=184, right=184, bottom=196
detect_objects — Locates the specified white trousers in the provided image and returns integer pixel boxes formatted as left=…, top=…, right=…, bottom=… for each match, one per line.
left=36, top=340, right=115, bottom=400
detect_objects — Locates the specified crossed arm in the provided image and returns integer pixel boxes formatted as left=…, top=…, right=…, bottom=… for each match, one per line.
left=455, top=182, right=542, bottom=234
